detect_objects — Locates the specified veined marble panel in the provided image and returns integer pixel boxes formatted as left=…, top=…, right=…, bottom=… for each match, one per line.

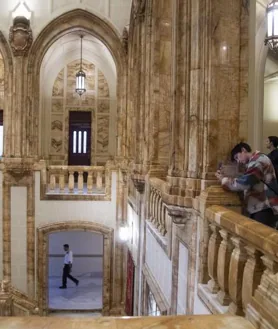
left=98, top=99, right=110, bottom=113
left=66, top=91, right=81, bottom=106
left=67, top=60, right=80, bottom=79
left=81, top=93, right=96, bottom=107
left=51, top=115, right=63, bottom=131
left=52, top=99, right=63, bottom=113
left=97, top=115, right=109, bottom=153
left=52, top=69, right=64, bottom=97
left=98, top=71, right=109, bottom=97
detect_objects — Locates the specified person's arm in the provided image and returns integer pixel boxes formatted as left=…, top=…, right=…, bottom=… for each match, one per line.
left=68, top=251, right=73, bottom=266
left=220, top=162, right=262, bottom=192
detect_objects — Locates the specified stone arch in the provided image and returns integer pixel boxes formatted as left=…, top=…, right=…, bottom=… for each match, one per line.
left=0, top=32, right=13, bottom=157
left=27, top=9, right=127, bottom=158
left=37, top=220, right=114, bottom=315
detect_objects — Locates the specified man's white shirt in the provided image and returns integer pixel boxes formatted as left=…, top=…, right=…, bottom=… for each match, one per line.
left=64, top=251, right=73, bottom=264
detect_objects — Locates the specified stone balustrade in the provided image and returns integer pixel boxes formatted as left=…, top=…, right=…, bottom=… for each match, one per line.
left=47, top=165, right=109, bottom=195
left=198, top=204, right=278, bottom=329
left=149, top=185, right=167, bottom=236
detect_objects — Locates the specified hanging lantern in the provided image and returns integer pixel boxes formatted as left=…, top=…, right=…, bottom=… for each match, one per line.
left=265, top=1, right=278, bottom=52
left=75, top=35, right=86, bottom=96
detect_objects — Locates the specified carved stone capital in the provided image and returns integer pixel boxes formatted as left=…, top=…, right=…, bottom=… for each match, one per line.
left=131, top=174, right=145, bottom=193
left=9, top=16, right=33, bottom=56
left=166, top=205, right=192, bottom=224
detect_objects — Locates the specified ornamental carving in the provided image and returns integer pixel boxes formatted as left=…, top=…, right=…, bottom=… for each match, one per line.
left=9, top=17, right=33, bottom=56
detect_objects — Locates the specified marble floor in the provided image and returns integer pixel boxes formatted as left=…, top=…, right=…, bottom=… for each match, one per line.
left=48, top=276, right=103, bottom=310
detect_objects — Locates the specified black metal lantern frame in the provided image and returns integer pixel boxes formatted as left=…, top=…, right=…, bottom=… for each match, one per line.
left=265, top=1, right=278, bottom=52
left=76, top=35, right=86, bottom=96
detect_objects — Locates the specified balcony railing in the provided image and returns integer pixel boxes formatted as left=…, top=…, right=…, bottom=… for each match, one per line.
left=47, top=165, right=107, bottom=195
left=198, top=203, right=278, bottom=328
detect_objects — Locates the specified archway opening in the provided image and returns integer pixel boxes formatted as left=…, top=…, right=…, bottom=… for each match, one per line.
left=48, top=230, right=103, bottom=312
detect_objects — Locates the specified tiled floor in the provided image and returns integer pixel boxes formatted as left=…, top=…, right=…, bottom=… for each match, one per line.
left=48, top=276, right=103, bottom=310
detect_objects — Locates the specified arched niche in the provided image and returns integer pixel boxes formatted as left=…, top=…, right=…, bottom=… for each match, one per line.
left=37, top=220, right=114, bottom=315
left=0, top=32, right=13, bottom=157
left=27, top=9, right=127, bottom=158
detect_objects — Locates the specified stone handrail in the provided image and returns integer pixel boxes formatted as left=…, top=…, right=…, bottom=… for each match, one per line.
left=0, top=315, right=255, bottom=328
left=47, top=165, right=109, bottom=195
left=198, top=204, right=278, bottom=329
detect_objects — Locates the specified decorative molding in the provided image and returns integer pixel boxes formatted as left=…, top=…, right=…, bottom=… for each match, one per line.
left=9, top=17, right=33, bottom=56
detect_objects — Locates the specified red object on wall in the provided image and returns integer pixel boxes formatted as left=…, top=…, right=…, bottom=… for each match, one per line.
left=125, top=250, right=135, bottom=315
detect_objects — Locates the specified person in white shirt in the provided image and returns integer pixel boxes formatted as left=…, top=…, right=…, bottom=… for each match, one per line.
left=59, top=244, right=79, bottom=289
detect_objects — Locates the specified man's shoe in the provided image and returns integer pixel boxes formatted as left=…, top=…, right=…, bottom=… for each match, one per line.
left=76, top=280, right=79, bottom=287
left=59, top=286, right=67, bottom=289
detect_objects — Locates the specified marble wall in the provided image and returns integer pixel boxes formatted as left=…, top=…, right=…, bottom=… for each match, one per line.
left=49, top=59, right=111, bottom=165
left=0, top=52, right=3, bottom=109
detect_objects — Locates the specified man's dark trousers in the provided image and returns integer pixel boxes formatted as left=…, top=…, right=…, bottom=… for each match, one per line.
left=62, top=264, right=78, bottom=287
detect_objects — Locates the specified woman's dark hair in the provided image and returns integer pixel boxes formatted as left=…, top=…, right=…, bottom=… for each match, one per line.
left=268, top=136, right=278, bottom=148
left=231, top=142, right=252, bottom=162
left=63, top=244, right=69, bottom=248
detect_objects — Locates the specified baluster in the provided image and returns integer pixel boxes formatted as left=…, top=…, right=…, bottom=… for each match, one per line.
left=87, top=171, right=93, bottom=194
left=249, top=256, right=278, bottom=321
left=242, top=246, right=263, bottom=313
left=208, top=224, right=221, bottom=293
left=59, top=171, right=65, bottom=193
left=149, top=190, right=154, bottom=221
left=68, top=171, right=74, bottom=193
left=78, top=171, right=84, bottom=193
left=217, top=229, right=233, bottom=305
left=105, top=169, right=111, bottom=194
left=96, top=170, right=103, bottom=190
left=50, top=173, right=56, bottom=191
left=158, top=198, right=162, bottom=233
left=228, top=237, right=247, bottom=315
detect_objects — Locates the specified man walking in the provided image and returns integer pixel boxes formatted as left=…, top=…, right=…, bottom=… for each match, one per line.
left=216, top=142, right=278, bottom=228
left=59, top=244, right=79, bottom=289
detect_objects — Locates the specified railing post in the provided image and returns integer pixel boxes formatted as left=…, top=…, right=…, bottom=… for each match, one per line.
left=87, top=171, right=93, bottom=194
left=208, top=224, right=221, bottom=293
left=49, top=173, right=56, bottom=191
left=228, top=237, right=247, bottom=316
left=59, top=170, right=65, bottom=193
left=96, top=170, right=103, bottom=190
left=78, top=171, right=84, bottom=194
left=68, top=170, right=74, bottom=193
left=242, top=246, right=264, bottom=313
left=217, top=229, right=234, bottom=305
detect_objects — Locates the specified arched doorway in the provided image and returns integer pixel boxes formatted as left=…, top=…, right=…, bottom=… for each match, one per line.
left=37, top=221, right=114, bottom=315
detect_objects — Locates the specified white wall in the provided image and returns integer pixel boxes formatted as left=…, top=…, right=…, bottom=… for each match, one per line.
left=263, top=81, right=278, bottom=152
left=35, top=171, right=117, bottom=229
left=145, top=226, right=172, bottom=305
left=48, top=231, right=103, bottom=277
left=177, top=243, right=188, bottom=315
left=11, top=187, right=27, bottom=293
left=0, top=0, right=132, bottom=39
